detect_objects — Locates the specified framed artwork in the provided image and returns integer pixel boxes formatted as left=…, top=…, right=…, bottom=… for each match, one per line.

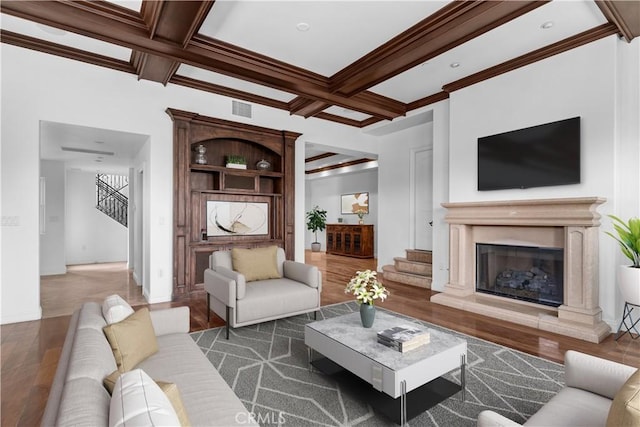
left=341, top=192, right=369, bottom=214
left=206, top=201, right=269, bottom=236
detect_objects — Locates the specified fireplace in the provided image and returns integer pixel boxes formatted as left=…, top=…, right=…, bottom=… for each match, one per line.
left=476, top=243, right=564, bottom=307
left=431, top=197, right=611, bottom=343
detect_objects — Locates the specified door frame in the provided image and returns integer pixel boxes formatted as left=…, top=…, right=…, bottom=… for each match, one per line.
left=409, top=146, right=433, bottom=250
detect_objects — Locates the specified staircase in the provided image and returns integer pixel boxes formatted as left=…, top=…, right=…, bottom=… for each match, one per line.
left=382, top=249, right=432, bottom=289
left=96, top=173, right=128, bottom=227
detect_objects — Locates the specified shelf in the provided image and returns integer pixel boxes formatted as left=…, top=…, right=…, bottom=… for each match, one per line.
left=197, top=189, right=283, bottom=197
left=190, top=164, right=282, bottom=178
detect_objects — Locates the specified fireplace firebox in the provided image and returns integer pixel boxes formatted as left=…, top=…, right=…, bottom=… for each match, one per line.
left=476, top=243, right=564, bottom=307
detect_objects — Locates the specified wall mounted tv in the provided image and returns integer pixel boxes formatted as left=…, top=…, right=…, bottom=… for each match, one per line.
left=477, top=117, right=580, bottom=191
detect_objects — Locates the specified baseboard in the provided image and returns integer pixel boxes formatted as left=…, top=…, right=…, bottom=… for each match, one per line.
left=1, top=306, right=42, bottom=324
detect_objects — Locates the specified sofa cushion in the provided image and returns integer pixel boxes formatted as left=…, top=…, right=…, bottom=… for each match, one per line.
left=236, top=278, right=318, bottom=323
left=102, top=294, right=134, bottom=325
left=232, top=246, right=281, bottom=282
left=103, top=307, right=158, bottom=372
left=137, top=333, right=255, bottom=426
left=524, top=387, right=612, bottom=426
left=109, top=369, right=180, bottom=427
left=606, top=369, right=640, bottom=427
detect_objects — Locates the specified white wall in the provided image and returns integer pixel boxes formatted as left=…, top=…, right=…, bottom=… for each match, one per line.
left=377, top=120, right=433, bottom=270
left=39, top=160, right=66, bottom=275
left=65, top=170, right=128, bottom=264
left=443, top=36, right=640, bottom=328
left=0, top=43, right=379, bottom=323
left=305, top=169, right=378, bottom=253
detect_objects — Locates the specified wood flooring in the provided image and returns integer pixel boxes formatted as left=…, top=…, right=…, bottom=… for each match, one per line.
left=2, top=252, right=639, bottom=426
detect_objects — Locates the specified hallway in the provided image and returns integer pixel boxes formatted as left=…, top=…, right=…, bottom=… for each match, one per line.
left=40, top=262, right=146, bottom=318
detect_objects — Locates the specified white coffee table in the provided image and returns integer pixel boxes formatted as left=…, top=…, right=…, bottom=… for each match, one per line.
left=304, top=310, right=467, bottom=425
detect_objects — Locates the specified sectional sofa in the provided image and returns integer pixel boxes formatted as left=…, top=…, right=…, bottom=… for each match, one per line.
left=42, top=299, right=258, bottom=426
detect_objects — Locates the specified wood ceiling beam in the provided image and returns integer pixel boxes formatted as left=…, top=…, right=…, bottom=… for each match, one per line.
left=288, top=97, right=331, bottom=118
left=305, top=152, right=338, bottom=163
left=443, top=24, right=618, bottom=93
left=329, top=0, right=548, bottom=97
left=306, top=158, right=376, bottom=175
left=596, top=0, right=640, bottom=43
left=0, top=1, right=403, bottom=120
left=0, top=29, right=136, bottom=75
left=169, top=75, right=290, bottom=111
left=133, top=0, right=214, bottom=85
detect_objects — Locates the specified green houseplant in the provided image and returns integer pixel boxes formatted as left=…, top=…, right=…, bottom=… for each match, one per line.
left=225, top=155, right=247, bottom=169
left=306, top=206, right=327, bottom=252
left=605, top=215, right=640, bottom=315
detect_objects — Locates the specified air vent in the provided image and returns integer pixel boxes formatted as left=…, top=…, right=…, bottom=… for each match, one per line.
left=232, top=100, right=252, bottom=118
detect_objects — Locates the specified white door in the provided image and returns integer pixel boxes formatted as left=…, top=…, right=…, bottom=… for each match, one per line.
left=414, top=149, right=433, bottom=250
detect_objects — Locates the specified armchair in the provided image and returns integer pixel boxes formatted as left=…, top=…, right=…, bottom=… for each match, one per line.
left=204, top=246, right=322, bottom=339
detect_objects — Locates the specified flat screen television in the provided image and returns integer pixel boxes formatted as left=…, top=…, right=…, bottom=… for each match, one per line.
left=477, top=117, right=580, bottom=191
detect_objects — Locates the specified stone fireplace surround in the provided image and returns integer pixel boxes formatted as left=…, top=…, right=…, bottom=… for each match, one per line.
left=431, top=197, right=611, bottom=343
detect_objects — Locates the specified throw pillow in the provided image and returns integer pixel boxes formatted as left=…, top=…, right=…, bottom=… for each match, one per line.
left=157, top=381, right=191, bottom=427
left=109, top=369, right=180, bottom=427
left=103, top=370, right=121, bottom=394
left=102, top=294, right=134, bottom=325
left=103, top=307, right=158, bottom=372
left=606, top=369, right=640, bottom=427
left=232, top=246, right=281, bottom=282
left=104, top=372, right=191, bottom=426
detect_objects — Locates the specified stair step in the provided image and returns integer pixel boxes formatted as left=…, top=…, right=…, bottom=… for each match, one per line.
left=382, top=265, right=432, bottom=289
left=393, top=257, right=432, bottom=276
left=406, top=249, right=432, bottom=264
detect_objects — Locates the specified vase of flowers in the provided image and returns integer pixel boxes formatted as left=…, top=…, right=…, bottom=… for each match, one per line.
left=345, top=269, right=389, bottom=328
left=355, top=209, right=367, bottom=224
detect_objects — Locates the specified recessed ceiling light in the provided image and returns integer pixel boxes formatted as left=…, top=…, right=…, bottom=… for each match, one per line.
left=450, top=62, right=460, bottom=68
left=296, top=22, right=310, bottom=32
left=541, top=21, right=554, bottom=29
left=94, top=140, right=105, bottom=144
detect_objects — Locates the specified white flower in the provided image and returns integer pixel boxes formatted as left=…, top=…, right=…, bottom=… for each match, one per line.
left=344, top=270, right=389, bottom=305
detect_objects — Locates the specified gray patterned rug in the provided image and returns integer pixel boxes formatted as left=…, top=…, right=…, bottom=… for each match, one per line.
left=190, top=302, right=563, bottom=426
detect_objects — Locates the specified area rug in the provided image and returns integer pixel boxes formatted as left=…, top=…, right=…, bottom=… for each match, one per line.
left=190, top=302, right=564, bottom=426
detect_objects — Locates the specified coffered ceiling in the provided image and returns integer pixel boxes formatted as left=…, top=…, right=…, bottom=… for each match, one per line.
left=1, top=1, right=638, bottom=174
left=2, top=1, right=637, bottom=130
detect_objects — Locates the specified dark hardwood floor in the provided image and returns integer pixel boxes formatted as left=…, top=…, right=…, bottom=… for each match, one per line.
left=2, top=252, right=639, bottom=426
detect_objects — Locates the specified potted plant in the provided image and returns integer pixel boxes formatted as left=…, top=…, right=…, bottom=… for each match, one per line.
left=306, top=206, right=327, bottom=252
left=605, top=215, right=640, bottom=308
left=225, top=155, right=247, bottom=169
left=344, top=269, right=389, bottom=328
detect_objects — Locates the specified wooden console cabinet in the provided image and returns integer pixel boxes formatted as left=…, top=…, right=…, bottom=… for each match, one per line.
left=326, top=224, right=374, bottom=258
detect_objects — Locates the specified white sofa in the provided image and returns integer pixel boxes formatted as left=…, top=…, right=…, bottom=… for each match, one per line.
left=204, top=247, right=322, bottom=339
left=42, top=302, right=257, bottom=426
left=477, top=350, right=639, bottom=427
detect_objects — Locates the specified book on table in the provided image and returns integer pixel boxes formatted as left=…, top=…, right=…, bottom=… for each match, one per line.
left=377, top=324, right=430, bottom=352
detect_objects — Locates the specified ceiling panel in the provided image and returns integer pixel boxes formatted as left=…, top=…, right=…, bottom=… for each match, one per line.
left=1, top=13, right=133, bottom=62
left=176, top=64, right=298, bottom=102
left=199, top=0, right=445, bottom=76
left=370, top=0, right=607, bottom=102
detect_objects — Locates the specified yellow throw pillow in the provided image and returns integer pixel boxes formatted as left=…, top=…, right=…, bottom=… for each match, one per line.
left=232, top=246, right=281, bottom=282
left=606, top=369, right=640, bottom=427
left=157, top=381, right=191, bottom=427
left=104, top=370, right=121, bottom=394
left=103, top=307, right=158, bottom=373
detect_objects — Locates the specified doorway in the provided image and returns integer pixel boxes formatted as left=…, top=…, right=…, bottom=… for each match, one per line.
left=412, top=148, right=433, bottom=250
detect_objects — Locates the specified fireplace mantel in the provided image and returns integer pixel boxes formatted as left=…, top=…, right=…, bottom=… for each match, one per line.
left=432, top=197, right=610, bottom=343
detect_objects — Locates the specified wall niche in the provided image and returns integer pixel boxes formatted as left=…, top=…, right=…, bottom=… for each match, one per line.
left=167, top=108, right=301, bottom=296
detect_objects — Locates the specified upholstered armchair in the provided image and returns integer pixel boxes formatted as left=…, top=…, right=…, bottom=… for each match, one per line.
left=204, top=246, right=322, bottom=339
